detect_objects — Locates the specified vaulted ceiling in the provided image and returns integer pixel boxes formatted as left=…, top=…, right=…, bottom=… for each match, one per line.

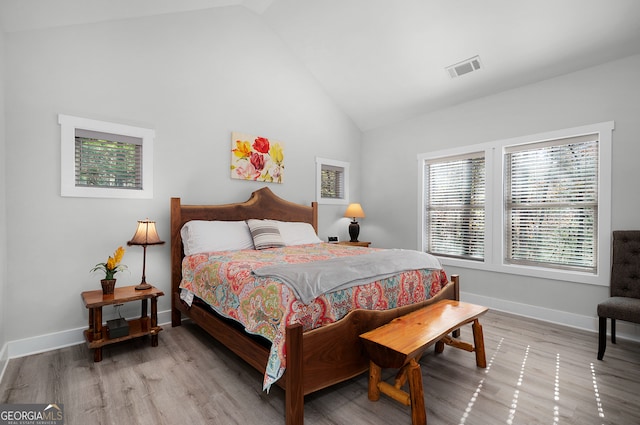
left=2, top=0, right=640, bottom=131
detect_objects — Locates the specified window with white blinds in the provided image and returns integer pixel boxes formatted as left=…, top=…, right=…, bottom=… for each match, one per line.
left=418, top=121, right=613, bottom=286
left=321, top=164, right=345, bottom=200
left=425, top=152, right=485, bottom=260
left=59, top=114, right=155, bottom=199
left=505, top=135, right=598, bottom=272
left=75, top=129, right=143, bottom=190
left=316, top=157, right=349, bottom=204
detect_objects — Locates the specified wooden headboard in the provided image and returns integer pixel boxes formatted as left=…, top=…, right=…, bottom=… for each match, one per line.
left=170, top=187, right=318, bottom=309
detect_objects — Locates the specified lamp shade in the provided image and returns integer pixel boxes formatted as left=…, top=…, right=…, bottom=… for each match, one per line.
left=128, top=219, right=165, bottom=246
left=344, top=203, right=365, bottom=219
left=128, top=219, right=164, bottom=290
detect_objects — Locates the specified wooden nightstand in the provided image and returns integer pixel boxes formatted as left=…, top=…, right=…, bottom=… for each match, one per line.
left=81, top=285, right=164, bottom=362
left=338, top=241, right=371, bottom=247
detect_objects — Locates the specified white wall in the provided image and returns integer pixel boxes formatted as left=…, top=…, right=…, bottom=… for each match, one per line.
left=0, top=25, right=8, bottom=373
left=363, top=54, right=640, bottom=335
left=3, top=6, right=361, bottom=348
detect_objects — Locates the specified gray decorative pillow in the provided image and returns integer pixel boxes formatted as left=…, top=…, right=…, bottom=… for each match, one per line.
left=247, top=219, right=285, bottom=250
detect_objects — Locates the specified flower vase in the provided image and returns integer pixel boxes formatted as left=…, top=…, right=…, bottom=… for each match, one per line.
left=101, top=279, right=116, bottom=295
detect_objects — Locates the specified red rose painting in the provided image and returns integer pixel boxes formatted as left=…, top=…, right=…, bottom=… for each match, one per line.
left=231, top=132, right=284, bottom=183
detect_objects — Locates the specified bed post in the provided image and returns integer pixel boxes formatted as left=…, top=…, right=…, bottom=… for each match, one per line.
left=452, top=274, right=460, bottom=301
left=285, top=323, right=304, bottom=425
left=451, top=274, right=460, bottom=338
left=311, top=201, right=318, bottom=234
left=171, top=197, right=183, bottom=327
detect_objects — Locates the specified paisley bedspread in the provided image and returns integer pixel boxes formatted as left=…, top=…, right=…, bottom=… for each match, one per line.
left=179, top=243, right=448, bottom=391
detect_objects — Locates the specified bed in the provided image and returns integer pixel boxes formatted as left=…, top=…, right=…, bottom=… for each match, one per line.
left=171, top=187, right=459, bottom=425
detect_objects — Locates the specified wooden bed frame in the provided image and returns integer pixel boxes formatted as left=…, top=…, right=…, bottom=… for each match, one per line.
left=170, top=187, right=459, bottom=425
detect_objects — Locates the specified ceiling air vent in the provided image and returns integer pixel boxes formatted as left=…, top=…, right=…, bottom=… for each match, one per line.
left=446, top=55, right=482, bottom=79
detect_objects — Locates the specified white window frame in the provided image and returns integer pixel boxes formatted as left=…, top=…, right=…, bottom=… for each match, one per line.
left=59, top=114, right=155, bottom=199
left=417, top=121, right=614, bottom=286
left=316, top=157, right=349, bottom=205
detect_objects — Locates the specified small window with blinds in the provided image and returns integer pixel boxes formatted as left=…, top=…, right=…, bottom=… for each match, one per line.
left=75, top=129, right=143, bottom=190
left=425, top=152, right=485, bottom=260
left=59, top=114, right=155, bottom=199
left=321, top=164, right=344, bottom=199
left=505, top=135, right=599, bottom=272
left=316, top=157, right=349, bottom=205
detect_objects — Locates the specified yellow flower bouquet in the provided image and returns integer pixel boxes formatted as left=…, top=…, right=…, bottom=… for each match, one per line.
left=91, top=246, right=127, bottom=280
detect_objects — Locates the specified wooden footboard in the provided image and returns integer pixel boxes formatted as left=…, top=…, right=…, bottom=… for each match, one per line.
left=170, top=189, right=460, bottom=425
left=293, top=275, right=459, bottom=395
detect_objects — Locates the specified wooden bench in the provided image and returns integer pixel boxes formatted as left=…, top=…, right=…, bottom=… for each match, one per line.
left=359, top=300, right=488, bottom=425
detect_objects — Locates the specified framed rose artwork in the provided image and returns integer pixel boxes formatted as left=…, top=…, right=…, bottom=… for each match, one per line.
left=231, top=132, right=284, bottom=183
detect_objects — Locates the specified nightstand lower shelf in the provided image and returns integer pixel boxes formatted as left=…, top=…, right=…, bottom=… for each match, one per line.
left=83, top=317, right=162, bottom=349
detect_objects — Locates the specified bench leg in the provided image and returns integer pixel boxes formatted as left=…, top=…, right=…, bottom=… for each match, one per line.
left=408, top=358, right=426, bottom=425
left=368, top=361, right=381, bottom=401
left=472, top=319, right=487, bottom=368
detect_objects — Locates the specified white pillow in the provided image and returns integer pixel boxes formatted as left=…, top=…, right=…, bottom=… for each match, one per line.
left=277, top=221, right=323, bottom=246
left=180, top=220, right=254, bottom=256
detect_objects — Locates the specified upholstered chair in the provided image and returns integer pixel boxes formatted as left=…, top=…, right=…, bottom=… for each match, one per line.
left=597, top=230, right=640, bottom=360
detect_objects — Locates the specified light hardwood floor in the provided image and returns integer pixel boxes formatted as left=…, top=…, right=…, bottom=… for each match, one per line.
left=1, top=310, right=639, bottom=425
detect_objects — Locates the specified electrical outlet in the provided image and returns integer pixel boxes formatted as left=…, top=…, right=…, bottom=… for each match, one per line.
left=328, top=236, right=338, bottom=242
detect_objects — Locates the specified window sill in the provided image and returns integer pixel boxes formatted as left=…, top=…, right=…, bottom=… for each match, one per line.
left=437, top=256, right=608, bottom=286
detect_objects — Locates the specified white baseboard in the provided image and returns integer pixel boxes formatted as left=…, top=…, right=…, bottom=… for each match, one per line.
left=461, top=291, right=640, bottom=343
left=6, top=310, right=173, bottom=360
left=3, top=297, right=640, bottom=363
left=0, top=342, right=8, bottom=384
